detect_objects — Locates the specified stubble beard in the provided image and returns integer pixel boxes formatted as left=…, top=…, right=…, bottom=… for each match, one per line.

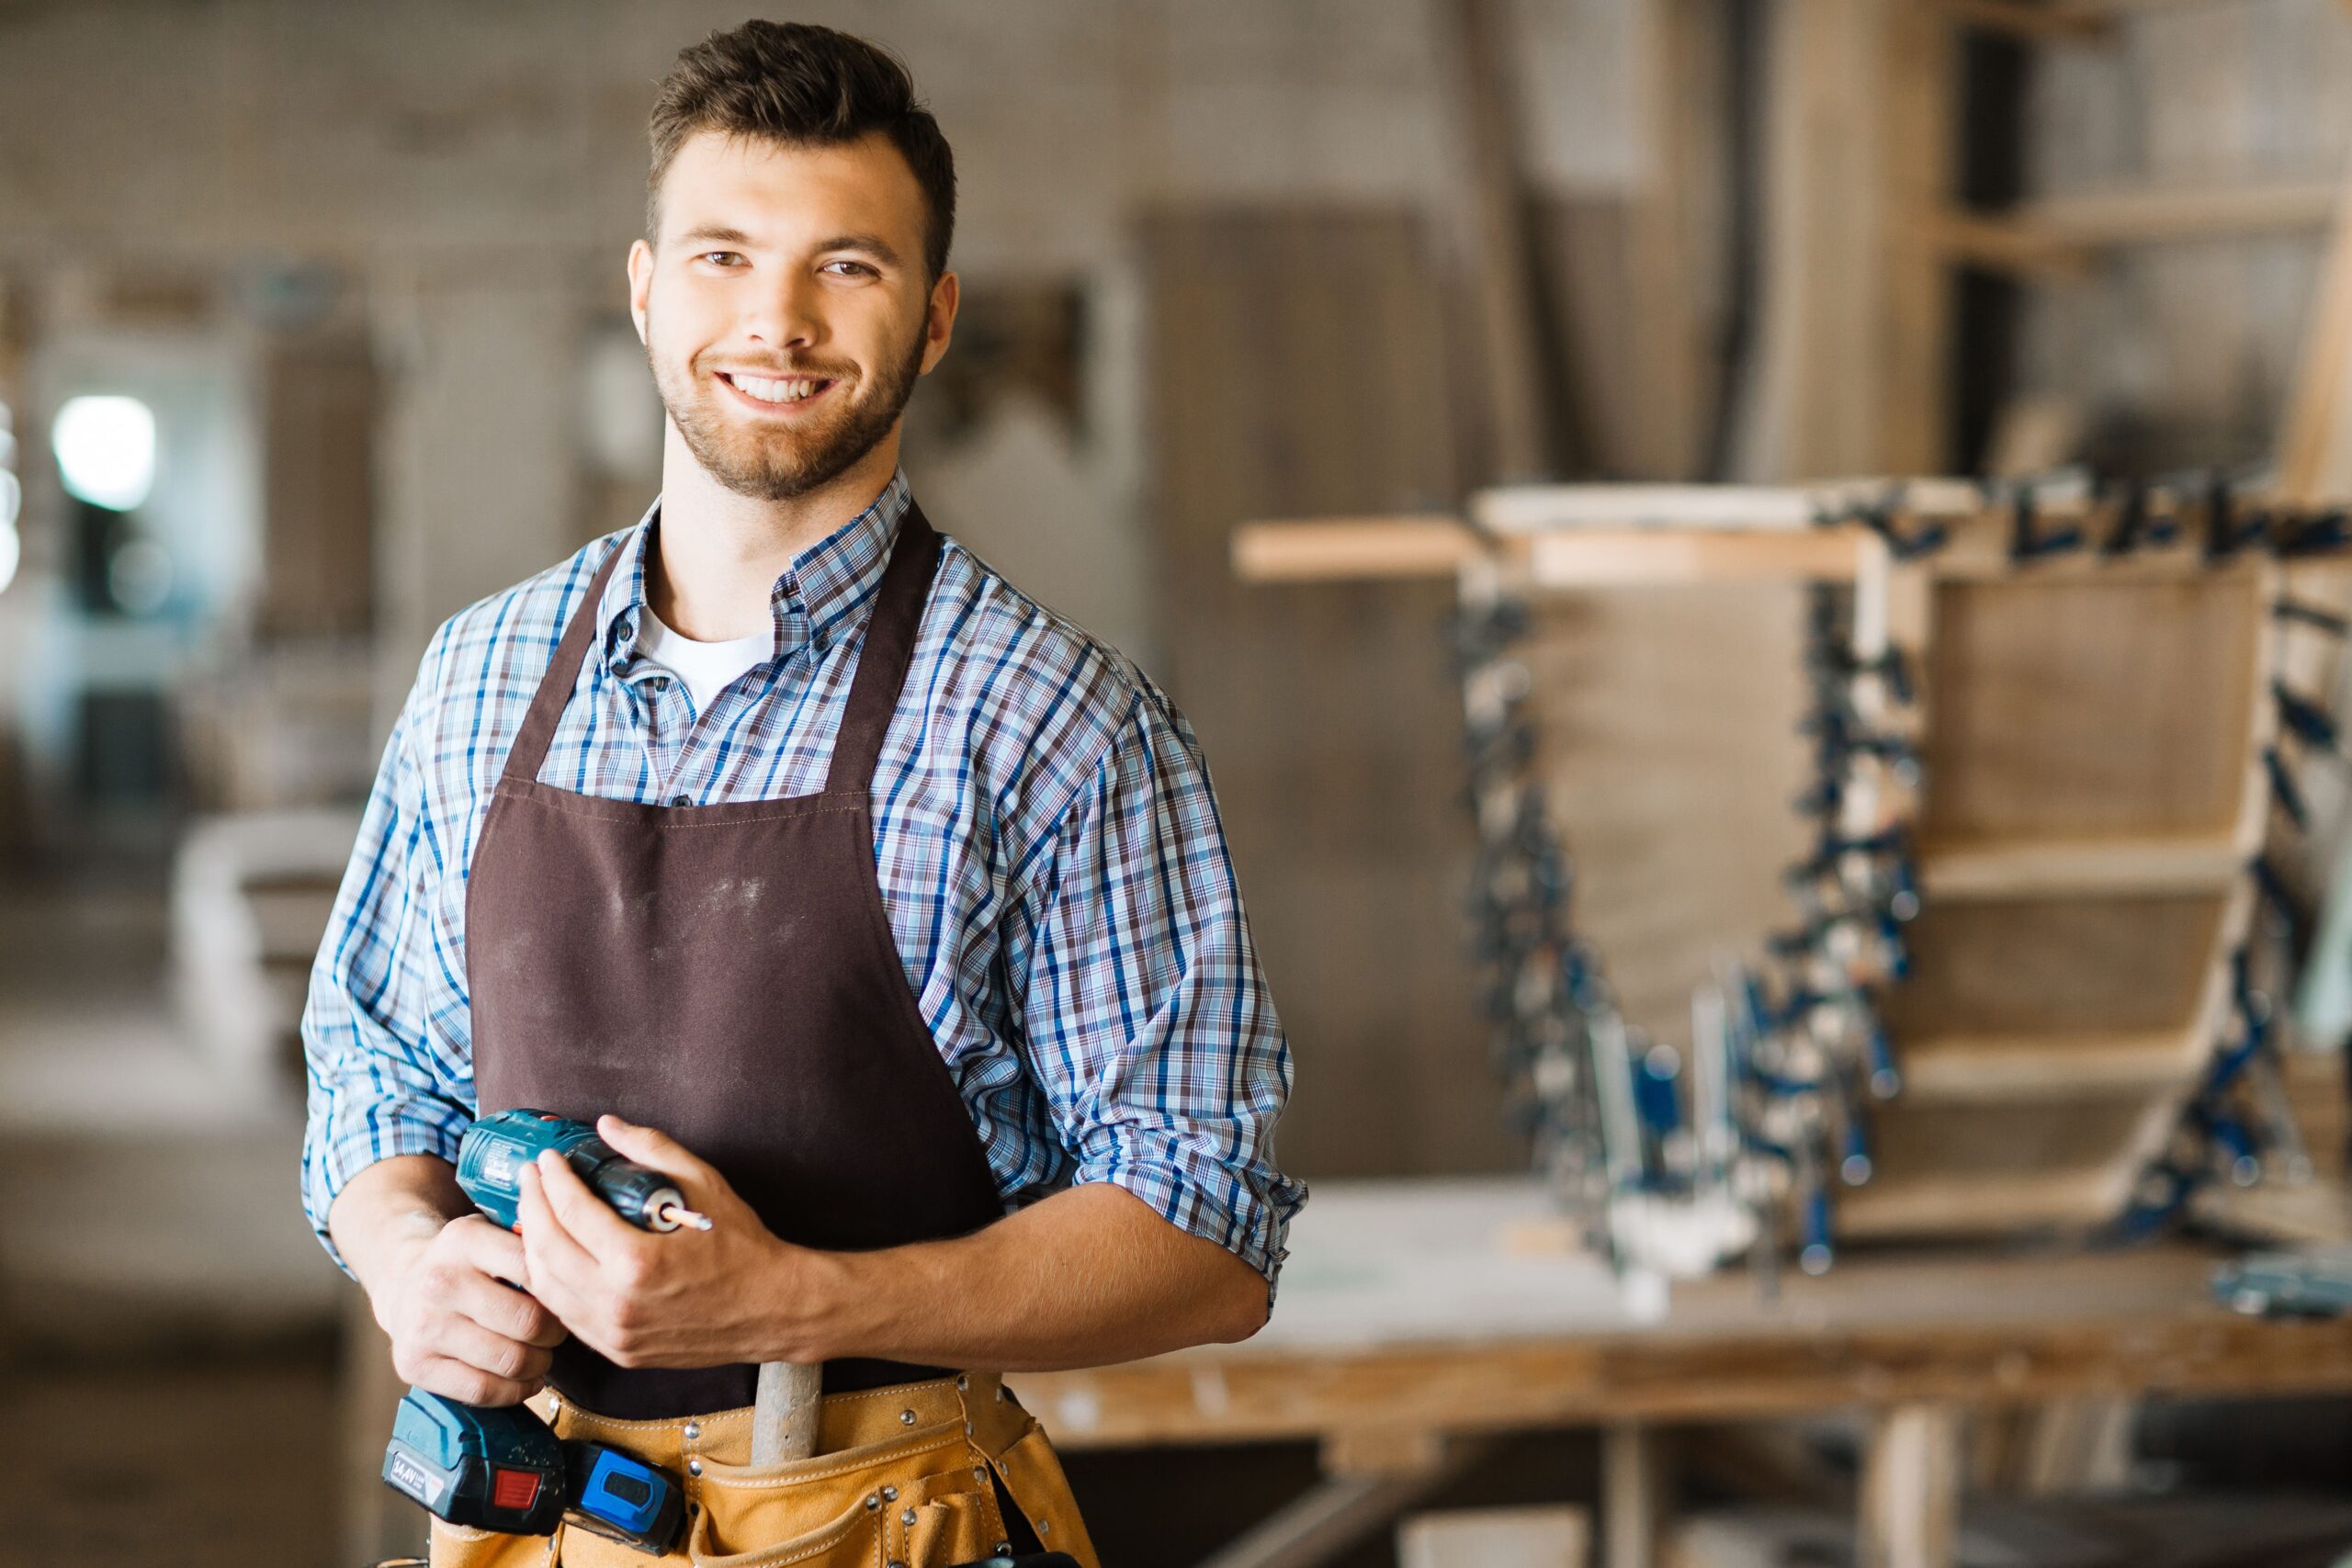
left=646, top=306, right=928, bottom=503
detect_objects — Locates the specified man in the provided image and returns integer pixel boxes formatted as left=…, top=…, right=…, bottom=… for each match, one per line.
left=302, top=20, right=1303, bottom=1566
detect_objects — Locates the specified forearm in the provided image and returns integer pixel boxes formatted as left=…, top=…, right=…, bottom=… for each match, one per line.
left=327, top=1154, right=475, bottom=1327
left=789, top=1183, right=1270, bottom=1371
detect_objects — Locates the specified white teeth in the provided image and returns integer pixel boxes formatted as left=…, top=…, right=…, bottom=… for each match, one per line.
left=729, top=374, right=820, bottom=404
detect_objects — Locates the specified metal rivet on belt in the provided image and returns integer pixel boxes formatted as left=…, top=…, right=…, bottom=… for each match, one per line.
left=974, top=1464, right=987, bottom=1480
left=899, top=1408, right=918, bottom=1426
left=682, top=1422, right=700, bottom=1441
left=1038, top=1519, right=1051, bottom=1534
left=956, top=1372, right=969, bottom=1390
left=880, top=1485, right=899, bottom=1502
left=686, top=1459, right=702, bottom=1477
left=994, top=1543, right=1012, bottom=1556
left=900, top=1508, right=918, bottom=1527
left=865, top=1494, right=880, bottom=1512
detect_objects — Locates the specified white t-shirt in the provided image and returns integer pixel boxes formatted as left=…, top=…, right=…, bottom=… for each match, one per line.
left=638, top=607, right=772, bottom=716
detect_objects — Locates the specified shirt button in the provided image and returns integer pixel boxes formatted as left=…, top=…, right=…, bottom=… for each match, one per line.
left=670, top=795, right=692, bottom=807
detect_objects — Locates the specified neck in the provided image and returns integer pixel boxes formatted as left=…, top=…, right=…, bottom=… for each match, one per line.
left=647, top=425, right=902, bottom=642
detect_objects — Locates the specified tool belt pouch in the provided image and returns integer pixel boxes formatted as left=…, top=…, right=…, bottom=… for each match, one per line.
left=424, top=1374, right=1098, bottom=1568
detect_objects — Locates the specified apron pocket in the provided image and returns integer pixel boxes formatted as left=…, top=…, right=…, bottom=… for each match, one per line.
left=684, top=1487, right=881, bottom=1568
left=688, top=1426, right=964, bottom=1566
left=892, top=1463, right=1004, bottom=1567
left=425, top=1516, right=555, bottom=1568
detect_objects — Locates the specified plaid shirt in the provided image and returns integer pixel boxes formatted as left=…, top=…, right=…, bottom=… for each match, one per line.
left=300, top=470, right=1304, bottom=1292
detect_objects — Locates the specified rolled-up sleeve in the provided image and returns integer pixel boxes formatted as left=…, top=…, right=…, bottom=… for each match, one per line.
left=299, top=654, right=474, bottom=1276
left=1012, top=684, right=1307, bottom=1299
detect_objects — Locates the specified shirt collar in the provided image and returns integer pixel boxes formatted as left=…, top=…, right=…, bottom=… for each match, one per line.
left=599, top=468, right=913, bottom=674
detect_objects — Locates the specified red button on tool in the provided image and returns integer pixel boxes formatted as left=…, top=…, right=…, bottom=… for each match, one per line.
left=491, top=1467, right=542, bottom=1512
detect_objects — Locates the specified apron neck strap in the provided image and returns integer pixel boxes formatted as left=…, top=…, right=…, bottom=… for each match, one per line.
left=824, top=501, right=940, bottom=795
left=503, top=536, right=630, bottom=784
left=500, top=500, right=940, bottom=794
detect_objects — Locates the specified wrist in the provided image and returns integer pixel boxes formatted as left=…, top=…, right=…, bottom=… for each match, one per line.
left=760, top=1240, right=865, bottom=1365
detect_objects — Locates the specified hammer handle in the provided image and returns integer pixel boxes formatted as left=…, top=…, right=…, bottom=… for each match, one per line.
left=750, top=1360, right=823, bottom=1464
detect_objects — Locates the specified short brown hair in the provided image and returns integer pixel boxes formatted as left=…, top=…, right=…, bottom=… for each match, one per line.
left=647, top=20, right=956, bottom=282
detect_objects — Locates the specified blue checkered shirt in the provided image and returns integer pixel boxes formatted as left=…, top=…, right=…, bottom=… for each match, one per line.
left=300, top=470, right=1304, bottom=1292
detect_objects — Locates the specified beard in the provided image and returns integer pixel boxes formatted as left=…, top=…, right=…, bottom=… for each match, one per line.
left=646, top=306, right=927, bottom=502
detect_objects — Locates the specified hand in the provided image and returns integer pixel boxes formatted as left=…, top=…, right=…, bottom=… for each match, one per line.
left=379, top=1214, right=567, bottom=1405
left=515, top=1114, right=834, bottom=1369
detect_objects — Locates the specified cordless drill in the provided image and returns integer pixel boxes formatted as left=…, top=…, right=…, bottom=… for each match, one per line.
left=380, top=1110, right=707, bottom=1552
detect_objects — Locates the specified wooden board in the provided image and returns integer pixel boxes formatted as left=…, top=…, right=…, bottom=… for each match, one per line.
left=1878, top=894, right=2225, bottom=1038
left=1139, top=208, right=1512, bottom=1180
left=1007, top=1178, right=2352, bottom=1450
left=1917, top=572, right=2263, bottom=844
left=1521, top=584, right=1813, bottom=1052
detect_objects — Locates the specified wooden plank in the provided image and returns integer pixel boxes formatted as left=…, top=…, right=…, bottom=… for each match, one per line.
left=1933, top=181, right=2342, bottom=272
left=1400, top=1505, right=1589, bottom=1568
left=1917, top=833, right=2247, bottom=898
left=1520, top=582, right=1814, bottom=1052
left=1601, top=1425, right=1668, bottom=1568
left=1009, top=1275, right=2352, bottom=1449
left=1881, top=0, right=1960, bottom=476
left=1882, top=893, right=2225, bottom=1036
left=1894, top=1025, right=2211, bottom=1101
left=1478, top=484, right=1826, bottom=533
left=1858, top=1404, right=1962, bottom=1568
left=1940, top=0, right=2114, bottom=42
left=1837, top=1165, right=2136, bottom=1237
left=1525, top=529, right=1866, bottom=586
left=1231, top=517, right=1477, bottom=582
left=1433, top=0, right=1553, bottom=481
left=1141, top=208, right=1509, bottom=1181
left=2275, top=159, right=2352, bottom=504
left=1917, top=570, right=2264, bottom=844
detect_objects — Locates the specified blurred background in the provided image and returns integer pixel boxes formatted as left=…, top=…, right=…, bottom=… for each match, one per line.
left=7, top=2, right=2352, bottom=1565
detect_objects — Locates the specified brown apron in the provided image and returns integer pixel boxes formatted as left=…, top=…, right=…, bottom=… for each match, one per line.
left=428, top=503, right=1099, bottom=1567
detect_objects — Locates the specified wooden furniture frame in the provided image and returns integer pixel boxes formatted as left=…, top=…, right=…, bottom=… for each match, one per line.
left=1237, top=483, right=2293, bottom=1244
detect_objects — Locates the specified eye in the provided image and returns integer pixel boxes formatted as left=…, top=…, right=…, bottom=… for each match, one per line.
left=698, top=251, right=743, bottom=267
left=821, top=259, right=877, bottom=277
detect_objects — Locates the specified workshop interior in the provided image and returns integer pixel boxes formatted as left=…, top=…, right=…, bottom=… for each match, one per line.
left=10, top=2, right=2352, bottom=1566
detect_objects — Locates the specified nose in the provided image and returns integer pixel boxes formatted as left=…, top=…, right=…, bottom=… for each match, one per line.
left=741, top=267, right=822, bottom=355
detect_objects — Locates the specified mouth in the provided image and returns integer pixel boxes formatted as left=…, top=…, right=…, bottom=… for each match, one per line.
left=715, top=369, right=839, bottom=414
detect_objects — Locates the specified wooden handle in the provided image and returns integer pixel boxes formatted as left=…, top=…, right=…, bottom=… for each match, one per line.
left=749, top=1360, right=823, bottom=1465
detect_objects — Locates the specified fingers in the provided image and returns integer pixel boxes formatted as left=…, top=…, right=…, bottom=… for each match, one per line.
left=402, top=1350, right=544, bottom=1409
left=435, top=1313, right=555, bottom=1389
left=447, top=1212, right=529, bottom=1283
left=448, top=1267, right=565, bottom=1349
left=596, top=1114, right=718, bottom=1187
left=515, top=1160, right=608, bottom=1290
left=530, top=1148, right=643, bottom=1256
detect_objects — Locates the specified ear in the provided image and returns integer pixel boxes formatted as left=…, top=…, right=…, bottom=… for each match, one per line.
left=627, top=239, right=654, bottom=345
left=919, top=270, right=959, bottom=377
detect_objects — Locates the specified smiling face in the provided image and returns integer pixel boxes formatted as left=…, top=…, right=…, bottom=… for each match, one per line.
left=628, top=130, right=956, bottom=503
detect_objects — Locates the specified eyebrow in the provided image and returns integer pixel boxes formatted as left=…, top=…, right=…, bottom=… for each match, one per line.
left=813, top=232, right=903, bottom=268
left=673, top=226, right=903, bottom=269
left=677, top=224, right=755, bottom=248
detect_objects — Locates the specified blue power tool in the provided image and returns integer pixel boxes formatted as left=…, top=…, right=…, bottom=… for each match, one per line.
left=379, top=1110, right=702, bottom=1552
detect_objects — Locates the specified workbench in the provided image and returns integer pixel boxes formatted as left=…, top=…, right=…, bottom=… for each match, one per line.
left=1005, top=1178, right=2352, bottom=1568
